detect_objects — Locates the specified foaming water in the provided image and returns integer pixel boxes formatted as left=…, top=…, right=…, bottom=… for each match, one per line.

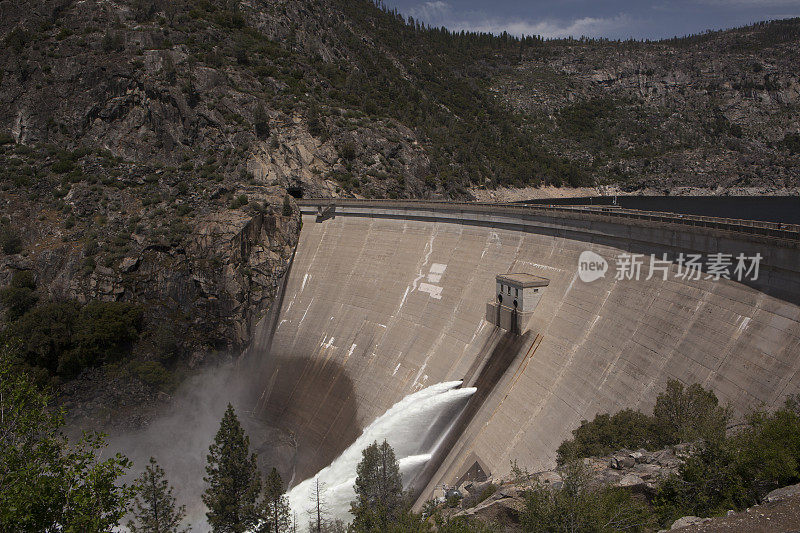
left=286, top=381, right=475, bottom=526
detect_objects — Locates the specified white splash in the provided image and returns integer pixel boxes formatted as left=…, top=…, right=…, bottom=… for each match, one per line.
left=286, top=381, right=475, bottom=526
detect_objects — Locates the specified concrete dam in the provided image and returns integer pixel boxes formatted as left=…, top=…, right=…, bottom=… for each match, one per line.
left=246, top=199, right=800, bottom=505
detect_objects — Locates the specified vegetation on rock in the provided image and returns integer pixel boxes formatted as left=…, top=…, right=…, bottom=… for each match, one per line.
left=557, top=380, right=730, bottom=462
left=654, top=397, right=800, bottom=523
left=0, top=345, right=133, bottom=531
left=520, top=463, right=653, bottom=532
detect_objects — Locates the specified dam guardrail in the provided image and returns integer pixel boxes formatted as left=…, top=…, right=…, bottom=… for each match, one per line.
left=297, top=198, right=800, bottom=243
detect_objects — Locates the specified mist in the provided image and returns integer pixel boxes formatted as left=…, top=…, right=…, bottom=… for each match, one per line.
left=106, top=359, right=273, bottom=531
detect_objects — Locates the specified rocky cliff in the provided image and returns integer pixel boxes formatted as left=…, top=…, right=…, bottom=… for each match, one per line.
left=3, top=2, right=797, bottom=202
left=0, top=140, right=299, bottom=426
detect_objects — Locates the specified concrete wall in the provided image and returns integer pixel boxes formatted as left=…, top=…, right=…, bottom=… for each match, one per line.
left=251, top=200, right=800, bottom=496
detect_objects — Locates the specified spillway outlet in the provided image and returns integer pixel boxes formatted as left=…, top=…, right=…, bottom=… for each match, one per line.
left=487, top=273, right=549, bottom=334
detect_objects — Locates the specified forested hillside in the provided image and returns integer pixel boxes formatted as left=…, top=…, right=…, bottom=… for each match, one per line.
left=3, top=1, right=797, bottom=200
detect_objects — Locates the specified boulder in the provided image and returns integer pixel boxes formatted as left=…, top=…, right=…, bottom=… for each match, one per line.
left=764, top=483, right=800, bottom=503
left=670, top=516, right=710, bottom=529
left=618, top=474, right=645, bottom=488
left=459, top=496, right=524, bottom=526
left=538, top=471, right=563, bottom=486
left=610, top=455, right=636, bottom=469
left=120, top=256, right=139, bottom=272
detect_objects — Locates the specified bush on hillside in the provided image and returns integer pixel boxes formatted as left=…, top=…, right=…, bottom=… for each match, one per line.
left=654, top=398, right=800, bottom=524
left=0, top=271, right=39, bottom=321
left=5, top=300, right=144, bottom=378
left=0, top=286, right=39, bottom=322
left=520, top=462, right=653, bottom=532
left=0, top=224, right=22, bottom=255
left=652, top=380, right=730, bottom=445
left=780, top=132, right=800, bottom=155
left=130, top=360, right=177, bottom=392
left=557, top=409, right=660, bottom=463
left=557, top=380, right=730, bottom=464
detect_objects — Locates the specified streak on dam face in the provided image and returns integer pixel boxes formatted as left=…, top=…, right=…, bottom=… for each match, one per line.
left=252, top=201, right=800, bottom=503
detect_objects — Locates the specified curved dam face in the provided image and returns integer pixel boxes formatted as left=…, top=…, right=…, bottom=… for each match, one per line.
left=248, top=201, right=800, bottom=498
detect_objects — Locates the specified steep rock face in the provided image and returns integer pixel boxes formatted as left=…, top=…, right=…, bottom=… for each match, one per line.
left=0, top=150, right=299, bottom=358
left=0, top=0, right=434, bottom=200
left=2, top=1, right=799, bottom=199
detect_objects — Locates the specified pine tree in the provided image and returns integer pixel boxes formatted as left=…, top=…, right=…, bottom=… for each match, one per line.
left=128, top=457, right=188, bottom=533
left=260, top=467, right=291, bottom=533
left=306, top=477, right=328, bottom=532
left=203, top=404, right=262, bottom=533
left=350, top=440, right=404, bottom=532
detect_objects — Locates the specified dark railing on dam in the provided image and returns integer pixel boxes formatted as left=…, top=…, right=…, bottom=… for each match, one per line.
left=298, top=198, right=800, bottom=242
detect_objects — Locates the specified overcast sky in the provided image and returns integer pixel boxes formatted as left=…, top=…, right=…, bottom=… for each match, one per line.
left=382, top=0, right=800, bottom=40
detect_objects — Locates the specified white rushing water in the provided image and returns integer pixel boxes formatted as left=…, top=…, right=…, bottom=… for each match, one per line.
left=286, top=381, right=476, bottom=527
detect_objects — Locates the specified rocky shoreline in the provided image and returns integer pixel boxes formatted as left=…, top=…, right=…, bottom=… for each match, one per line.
left=470, top=185, right=800, bottom=203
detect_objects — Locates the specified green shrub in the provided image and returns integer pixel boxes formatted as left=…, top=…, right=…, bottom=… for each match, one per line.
left=780, top=132, right=800, bottom=155
left=6, top=300, right=143, bottom=377
left=557, top=409, right=660, bottom=464
left=0, top=132, right=14, bottom=145
left=520, top=462, right=653, bottom=532
left=84, top=239, right=99, bottom=256
left=9, top=270, right=35, bottom=290
left=652, top=380, right=730, bottom=445
left=71, top=301, right=144, bottom=366
left=229, top=194, right=249, bottom=209
left=339, top=142, right=356, bottom=161
left=432, top=515, right=497, bottom=533
left=0, top=225, right=22, bottom=254
left=8, top=302, right=80, bottom=373
left=130, top=360, right=176, bottom=391
left=653, top=399, right=800, bottom=525
left=557, top=380, right=730, bottom=464
left=51, top=159, right=76, bottom=174
left=5, top=27, right=27, bottom=53
left=446, top=492, right=462, bottom=508
left=0, top=285, right=37, bottom=319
